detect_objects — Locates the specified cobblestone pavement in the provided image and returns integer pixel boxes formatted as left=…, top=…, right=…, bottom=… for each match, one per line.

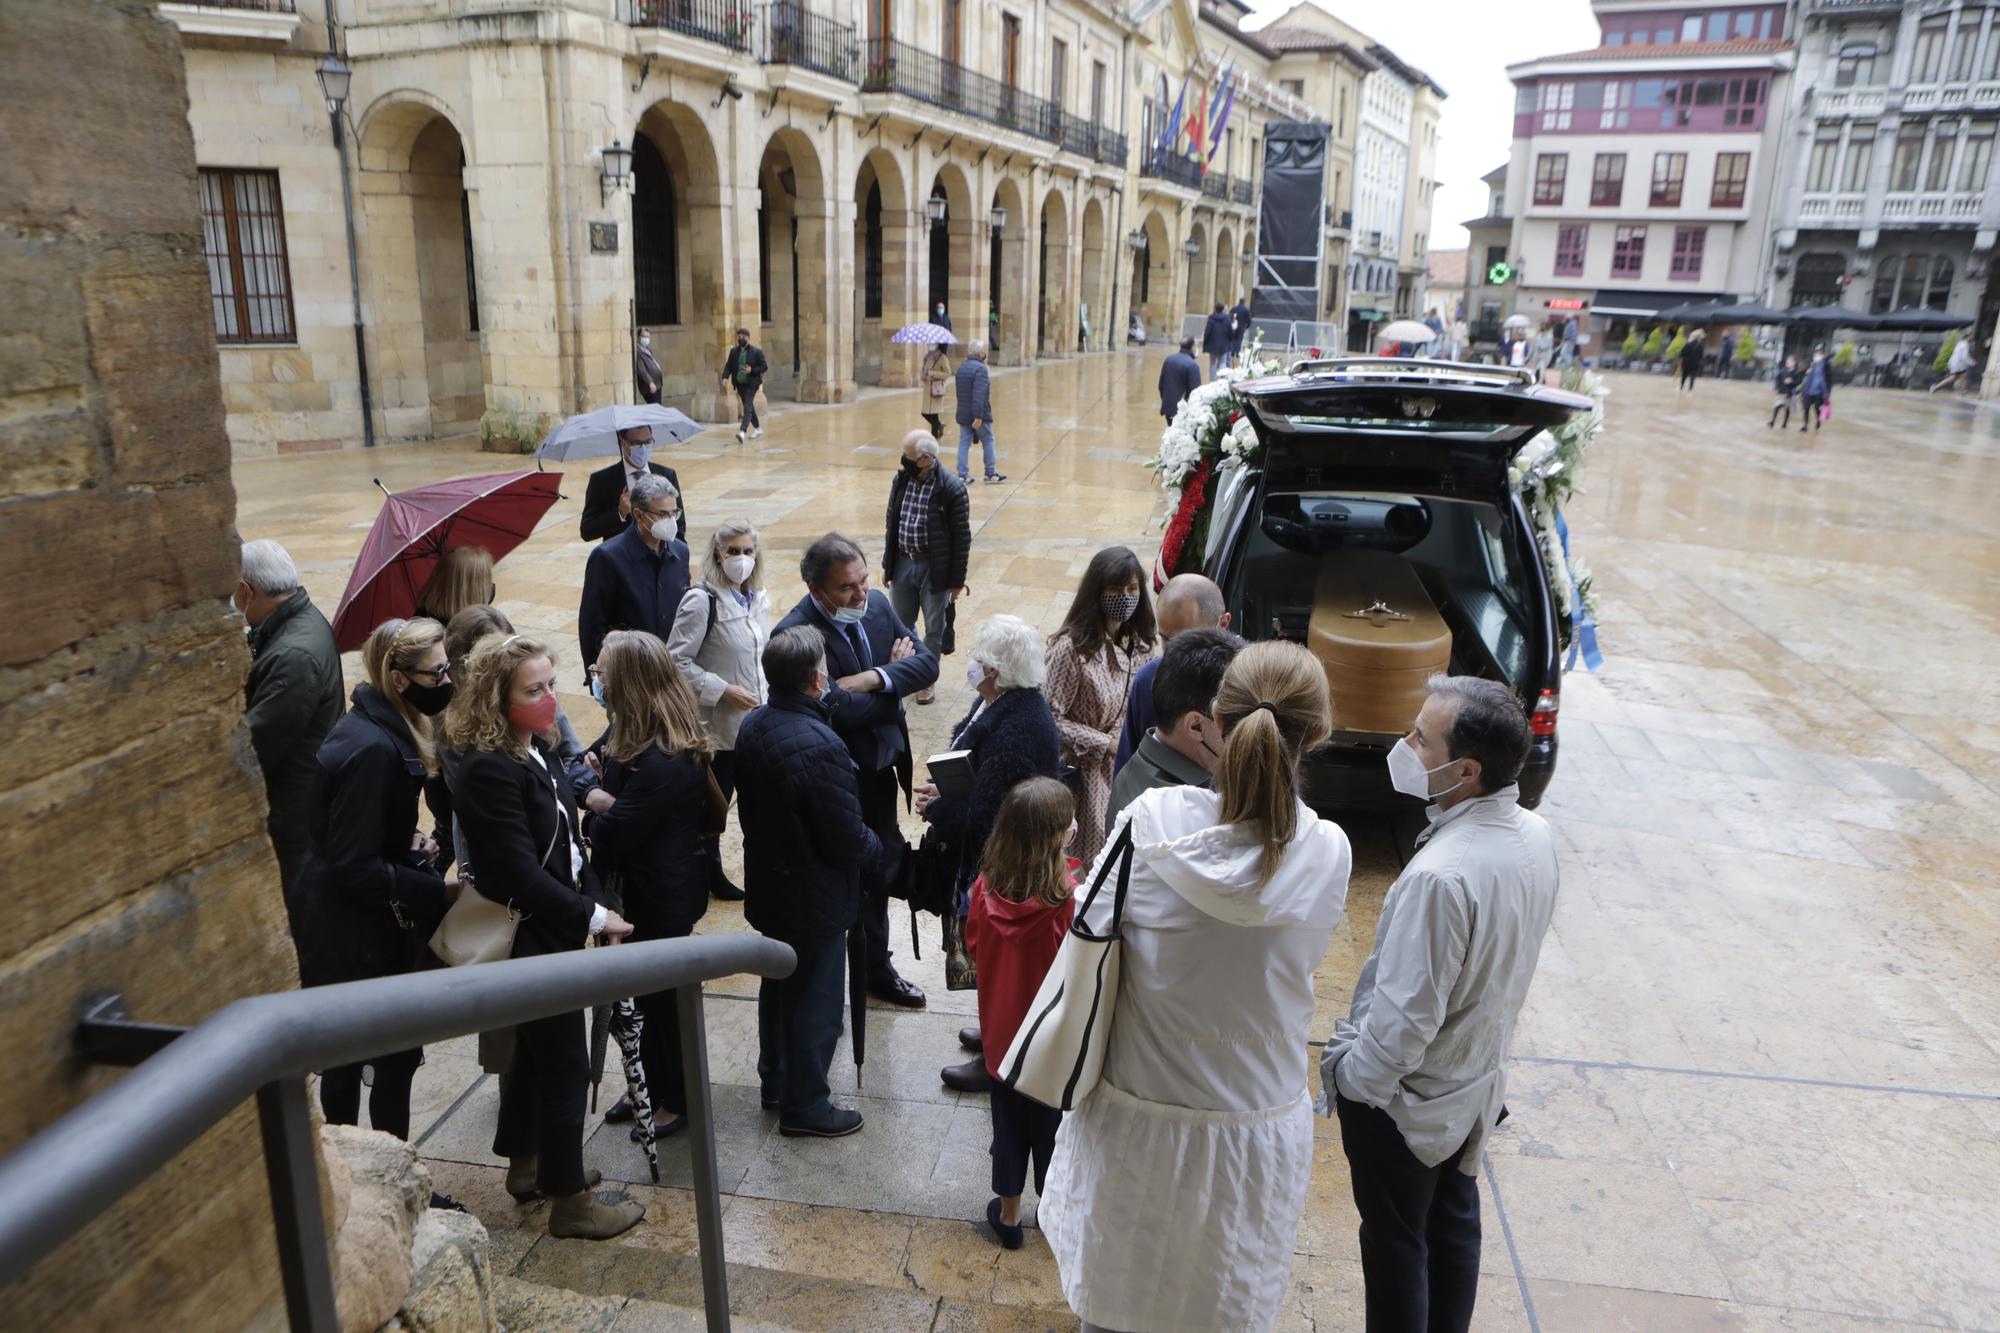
left=237, top=353, right=2000, bottom=1331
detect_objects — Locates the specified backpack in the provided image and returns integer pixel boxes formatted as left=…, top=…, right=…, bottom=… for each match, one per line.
left=679, top=585, right=720, bottom=643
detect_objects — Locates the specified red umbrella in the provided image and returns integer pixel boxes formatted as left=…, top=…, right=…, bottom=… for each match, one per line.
left=330, top=471, right=562, bottom=651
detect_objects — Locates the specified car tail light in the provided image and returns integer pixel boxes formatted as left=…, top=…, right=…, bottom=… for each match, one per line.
left=1529, top=689, right=1559, bottom=737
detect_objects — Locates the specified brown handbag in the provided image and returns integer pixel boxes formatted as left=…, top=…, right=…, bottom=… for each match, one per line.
left=701, top=764, right=729, bottom=838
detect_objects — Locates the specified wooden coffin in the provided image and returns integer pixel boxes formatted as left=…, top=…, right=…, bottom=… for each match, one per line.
left=1306, top=552, right=1453, bottom=735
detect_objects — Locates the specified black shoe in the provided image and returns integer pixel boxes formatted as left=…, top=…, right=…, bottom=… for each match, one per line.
left=958, top=1025, right=983, bottom=1053
left=603, top=1094, right=636, bottom=1124
left=760, top=1091, right=781, bottom=1111
left=430, top=1192, right=469, bottom=1214
left=941, top=1058, right=992, bottom=1093
left=986, top=1197, right=1025, bottom=1250
left=869, top=974, right=927, bottom=1008
left=710, top=879, right=746, bottom=902
left=984, top=473, right=1007, bottom=484
left=652, top=1113, right=688, bottom=1138
left=780, top=1106, right=864, bottom=1138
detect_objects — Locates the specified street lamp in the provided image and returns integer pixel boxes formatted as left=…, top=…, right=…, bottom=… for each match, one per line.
left=1127, top=228, right=1147, bottom=251
left=600, top=140, right=633, bottom=206
left=315, top=52, right=373, bottom=449
left=927, top=195, right=949, bottom=226
left=989, top=205, right=1007, bottom=232
left=1183, top=236, right=1202, bottom=258
left=315, top=54, right=351, bottom=115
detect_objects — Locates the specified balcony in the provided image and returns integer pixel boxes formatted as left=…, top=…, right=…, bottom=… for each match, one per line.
left=1812, top=87, right=1887, bottom=119
left=1141, top=152, right=1204, bottom=192
left=761, top=2, right=857, bottom=83
left=1799, top=193, right=1866, bottom=223
left=1808, top=0, right=1904, bottom=12
left=1202, top=172, right=1227, bottom=200
left=1058, top=113, right=1129, bottom=168
left=1882, top=192, right=1985, bottom=225
left=860, top=38, right=1059, bottom=142
left=158, top=0, right=299, bottom=41
left=632, top=0, right=753, bottom=53
left=1902, top=82, right=2000, bottom=114
left=1233, top=179, right=1254, bottom=205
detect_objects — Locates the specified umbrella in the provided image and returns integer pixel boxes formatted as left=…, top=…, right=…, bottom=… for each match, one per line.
left=1502, top=313, right=1534, bottom=330
left=1784, top=304, right=1881, bottom=331
left=1376, top=319, right=1439, bottom=344
left=1656, top=300, right=1723, bottom=324
left=608, top=1000, right=660, bottom=1182
left=1872, top=306, right=1974, bottom=332
left=329, top=470, right=562, bottom=652
left=1705, top=301, right=1789, bottom=323
left=534, top=404, right=702, bottom=462
left=846, top=925, right=867, bottom=1089
left=889, top=321, right=960, bottom=345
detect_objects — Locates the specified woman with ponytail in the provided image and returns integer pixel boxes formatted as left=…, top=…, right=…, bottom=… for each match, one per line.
left=294, top=616, right=456, bottom=1138
left=1038, top=640, right=1353, bottom=1333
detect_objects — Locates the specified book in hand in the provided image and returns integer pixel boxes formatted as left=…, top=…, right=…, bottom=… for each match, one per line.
left=926, top=749, right=975, bottom=798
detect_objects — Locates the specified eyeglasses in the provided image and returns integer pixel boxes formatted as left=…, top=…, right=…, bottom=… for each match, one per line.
left=407, top=664, right=451, bottom=683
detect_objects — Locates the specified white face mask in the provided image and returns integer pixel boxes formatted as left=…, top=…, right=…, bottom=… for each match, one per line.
left=722, top=554, right=756, bottom=585
left=1387, top=736, right=1467, bottom=803
left=965, top=659, right=991, bottom=692
left=640, top=334, right=652, bottom=347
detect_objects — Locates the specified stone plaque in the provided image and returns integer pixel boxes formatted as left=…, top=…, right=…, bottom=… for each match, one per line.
left=589, top=221, right=618, bottom=254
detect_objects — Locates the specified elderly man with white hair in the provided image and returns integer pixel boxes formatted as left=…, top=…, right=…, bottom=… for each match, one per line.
left=579, top=471, right=689, bottom=676
left=883, top=429, right=972, bottom=705
left=235, top=538, right=345, bottom=917
left=952, top=340, right=1004, bottom=484
left=912, top=613, right=1062, bottom=1091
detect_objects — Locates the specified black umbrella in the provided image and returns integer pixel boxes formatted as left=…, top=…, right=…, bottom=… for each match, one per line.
left=846, top=925, right=867, bottom=1088
left=1872, top=306, right=1974, bottom=332
left=1785, top=303, right=1881, bottom=330
left=1705, top=301, right=1789, bottom=323
left=1654, top=301, right=1720, bottom=324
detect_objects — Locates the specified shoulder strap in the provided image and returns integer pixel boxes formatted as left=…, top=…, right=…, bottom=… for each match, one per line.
left=1070, top=820, right=1136, bottom=943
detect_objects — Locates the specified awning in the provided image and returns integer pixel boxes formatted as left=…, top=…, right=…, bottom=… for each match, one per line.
left=1591, top=288, right=1736, bottom=318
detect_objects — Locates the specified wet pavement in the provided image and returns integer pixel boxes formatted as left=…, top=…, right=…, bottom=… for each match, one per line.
left=237, top=354, right=2000, bottom=1331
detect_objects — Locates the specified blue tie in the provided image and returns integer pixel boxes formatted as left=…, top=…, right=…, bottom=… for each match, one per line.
left=845, top=620, right=871, bottom=669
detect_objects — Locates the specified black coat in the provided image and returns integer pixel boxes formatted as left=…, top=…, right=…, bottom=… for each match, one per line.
left=735, top=692, right=882, bottom=942
left=1159, top=351, right=1203, bottom=418
left=1230, top=302, right=1252, bottom=351
left=294, top=685, right=449, bottom=988
left=580, top=458, right=685, bottom=543
left=579, top=523, right=692, bottom=669
left=584, top=744, right=710, bottom=940
left=722, top=343, right=769, bottom=395
left=245, top=588, right=345, bottom=885
left=882, top=463, right=972, bottom=591
left=774, top=590, right=939, bottom=781
left=923, top=688, right=1062, bottom=875
left=449, top=738, right=602, bottom=958
left=1202, top=310, right=1232, bottom=356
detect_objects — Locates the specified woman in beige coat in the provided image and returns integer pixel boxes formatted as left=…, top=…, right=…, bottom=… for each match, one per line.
left=1043, top=546, right=1157, bottom=863
left=919, top=344, right=954, bottom=439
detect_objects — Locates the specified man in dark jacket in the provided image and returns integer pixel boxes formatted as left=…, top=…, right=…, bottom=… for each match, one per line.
left=736, top=625, right=881, bottom=1137
left=237, top=539, right=344, bottom=917
left=1107, top=627, right=1242, bottom=827
left=1159, top=336, right=1203, bottom=421
left=883, top=431, right=971, bottom=698
left=953, top=341, right=1003, bottom=483
left=932, top=300, right=952, bottom=331
left=719, top=326, right=769, bottom=443
left=578, top=473, right=689, bottom=675
left=1115, top=573, right=1232, bottom=774
left=1201, top=303, right=1232, bottom=379
left=775, top=533, right=939, bottom=1008
left=1230, top=296, right=1252, bottom=362
left=579, top=425, right=685, bottom=543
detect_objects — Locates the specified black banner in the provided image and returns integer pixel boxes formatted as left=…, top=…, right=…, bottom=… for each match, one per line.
left=1254, top=122, right=1329, bottom=324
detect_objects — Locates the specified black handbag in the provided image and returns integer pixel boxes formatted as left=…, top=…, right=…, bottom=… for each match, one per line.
left=941, top=599, right=957, bottom=656
left=894, top=827, right=962, bottom=917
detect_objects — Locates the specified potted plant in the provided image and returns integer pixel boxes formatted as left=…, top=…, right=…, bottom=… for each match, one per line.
left=1620, top=329, right=1642, bottom=367
left=1641, top=325, right=1665, bottom=370
left=1933, top=332, right=1960, bottom=378
left=1834, top=341, right=1858, bottom=384
left=1734, top=330, right=1758, bottom=377
left=1665, top=327, right=1687, bottom=369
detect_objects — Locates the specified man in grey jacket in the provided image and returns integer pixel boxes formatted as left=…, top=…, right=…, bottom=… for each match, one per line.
left=1321, top=676, right=1559, bottom=1333
left=1106, top=627, right=1240, bottom=827
left=953, top=341, right=1004, bottom=484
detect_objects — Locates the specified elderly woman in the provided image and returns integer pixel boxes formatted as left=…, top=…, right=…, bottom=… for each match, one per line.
left=914, top=613, right=1060, bottom=1090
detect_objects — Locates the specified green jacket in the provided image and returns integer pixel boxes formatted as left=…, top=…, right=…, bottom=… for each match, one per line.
left=245, top=588, right=345, bottom=889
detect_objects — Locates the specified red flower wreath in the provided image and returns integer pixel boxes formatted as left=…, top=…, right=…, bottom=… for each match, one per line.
left=1158, top=457, right=1214, bottom=577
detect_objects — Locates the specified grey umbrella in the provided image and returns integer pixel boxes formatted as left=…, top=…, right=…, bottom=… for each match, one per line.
left=1872, top=306, right=1974, bottom=332
left=534, top=404, right=703, bottom=462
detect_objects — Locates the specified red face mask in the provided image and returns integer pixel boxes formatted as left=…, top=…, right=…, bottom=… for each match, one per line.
left=508, top=693, right=559, bottom=736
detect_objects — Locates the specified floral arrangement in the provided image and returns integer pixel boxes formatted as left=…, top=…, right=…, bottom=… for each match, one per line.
left=1146, top=333, right=1282, bottom=576
left=1511, top=364, right=1606, bottom=670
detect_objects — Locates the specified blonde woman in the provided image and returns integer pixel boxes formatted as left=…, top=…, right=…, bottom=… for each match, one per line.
left=444, top=633, right=642, bottom=1240
left=667, top=519, right=770, bottom=901
left=415, top=545, right=496, bottom=626
left=583, top=630, right=715, bottom=1136
left=919, top=342, right=954, bottom=439
left=1039, top=641, right=1353, bottom=1332
left=295, top=617, right=456, bottom=1138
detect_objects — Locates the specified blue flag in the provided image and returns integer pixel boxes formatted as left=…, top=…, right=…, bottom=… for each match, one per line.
left=1157, top=73, right=1188, bottom=171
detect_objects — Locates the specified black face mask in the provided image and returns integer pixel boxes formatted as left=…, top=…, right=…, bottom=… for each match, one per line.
left=403, top=679, right=454, bottom=717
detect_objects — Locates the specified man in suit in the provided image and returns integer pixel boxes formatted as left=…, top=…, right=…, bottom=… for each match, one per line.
left=579, top=426, right=685, bottom=544
left=634, top=330, right=663, bottom=404
left=1159, top=336, right=1203, bottom=422
left=578, top=473, right=689, bottom=676
left=1202, top=302, right=1232, bottom=379
left=774, top=532, right=940, bottom=1008
left=719, top=326, right=769, bottom=443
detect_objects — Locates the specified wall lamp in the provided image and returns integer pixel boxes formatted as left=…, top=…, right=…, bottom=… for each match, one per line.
left=1127, top=228, right=1148, bottom=251
left=989, top=205, right=1007, bottom=231
left=315, top=54, right=352, bottom=115
left=600, top=139, right=633, bottom=205
left=927, top=195, right=949, bottom=226
left=712, top=77, right=743, bottom=108
left=1183, top=236, right=1202, bottom=258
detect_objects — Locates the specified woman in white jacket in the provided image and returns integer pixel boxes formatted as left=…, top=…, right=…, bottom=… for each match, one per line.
left=667, top=519, right=771, bottom=900
left=1040, top=640, right=1352, bottom=1333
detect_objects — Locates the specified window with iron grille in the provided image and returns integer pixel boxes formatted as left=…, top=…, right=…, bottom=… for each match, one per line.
left=1533, top=153, right=1567, bottom=205
left=1591, top=153, right=1625, bottom=206
left=198, top=168, right=296, bottom=344
left=1650, top=152, right=1685, bottom=207
left=1711, top=152, right=1749, bottom=207
left=1612, top=225, right=1645, bottom=277
left=1554, top=223, right=1587, bottom=277
left=1670, top=226, right=1704, bottom=281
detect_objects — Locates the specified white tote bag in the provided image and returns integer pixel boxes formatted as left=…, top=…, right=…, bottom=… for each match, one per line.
left=999, top=822, right=1135, bottom=1111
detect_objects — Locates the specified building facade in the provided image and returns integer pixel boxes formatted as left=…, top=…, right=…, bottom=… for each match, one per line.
left=1463, top=162, right=1518, bottom=348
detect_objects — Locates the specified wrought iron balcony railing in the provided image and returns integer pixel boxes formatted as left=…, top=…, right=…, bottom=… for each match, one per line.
left=761, top=2, right=857, bottom=82
left=1202, top=171, right=1228, bottom=200
left=1096, top=129, right=1129, bottom=167
left=1233, top=178, right=1254, bottom=205
left=1057, top=117, right=1129, bottom=167
left=632, top=0, right=754, bottom=53
left=861, top=38, right=1060, bottom=141
left=1142, top=151, right=1204, bottom=190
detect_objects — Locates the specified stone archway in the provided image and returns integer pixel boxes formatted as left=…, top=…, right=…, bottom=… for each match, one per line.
left=1080, top=196, right=1107, bottom=351
left=854, top=148, right=910, bottom=386
left=1186, top=219, right=1211, bottom=322
left=1038, top=185, right=1071, bottom=358
left=754, top=128, right=832, bottom=400
left=1214, top=227, right=1237, bottom=317
left=928, top=163, right=976, bottom=338
left=991, top=177, right=1028, bottom=365
left=1138, top=209, right=1174, bottom=342
left=633, top=99, right=724, bottom=415
left=356, top=99, right=484, bottom=441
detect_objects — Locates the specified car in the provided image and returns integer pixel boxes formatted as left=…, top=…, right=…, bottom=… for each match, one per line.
left=1200, top=357, right=1594, bottom=811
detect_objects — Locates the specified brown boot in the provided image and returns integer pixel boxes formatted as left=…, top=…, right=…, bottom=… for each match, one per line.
left=548, top=1188, right=645, bottom=1240
left=506, top=1156, right=602, bottom=1203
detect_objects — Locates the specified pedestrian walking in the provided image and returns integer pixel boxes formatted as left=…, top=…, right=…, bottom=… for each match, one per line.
left=1452, top=316, right=1470, bottom=363
left=1230, top=295, right=1252, bottom=364
left=237, top=538, right=345, bottom=916
left=1802, top=348, right=1832, bottom=432
left=414, top=545, right=495, bottom=626
left=578, top=473, right=689, bottom=677
left=1044, top=546, right=1157, bottom=863
left=1931, top=336, right=1977, bottom=394
left=1114, top=573, right=1231, bottom=774
left=1158, top=337, right=1202, bottom=423
left=883, top=430, right=971, bottom=703
left=1558, top=316, right=1579, bottom=368
left=919, top=343, right=954, bottom=439
left=1323, top=677, right=1558, bottom=1333
left=1106, top=626, right=1242, bottom=828
left=964, top=777, right=1078, bottom=1249
left=1678, top=329, right=1705, bottom=393
left=1533, top=326, right=1555, bottom=375
left=954, top=341, right=1004, bottom=483
left=634, top=329, right=663, bottom=404
left=1201, top=303, right=1231, bottom=379
left=581, top=630, right=715, bottom=1142
left=736, top=625, right=883, bottom=1137
left=719, top=327, right=768, bottom=443
left=774, top=533, right=939, bottom=1009
left=443, top=632, right=641, bottom=1238
left=1768, top=355, right=1802, bottom=428
left=1040, top=641, right=1353, bottom=1333
left=295, top=616, right=455, bottom=1139
left=914, top=614, right=1061, bottom=1089
left=1717, top=332, right=1736, bottom=378
left=666, top=519, right=770, bottom=903
left=580, top=426, right=686, bottom=543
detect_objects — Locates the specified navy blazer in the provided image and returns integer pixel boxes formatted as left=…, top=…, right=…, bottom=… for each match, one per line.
left=1159, top=352, right=1202, bottom=418
left=579, top=523, right=691, bottom=669
left=774, top=589, right=940, bottom=780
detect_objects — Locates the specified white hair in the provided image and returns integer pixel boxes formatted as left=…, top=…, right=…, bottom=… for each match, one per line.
left=630, top=473, right=680, bottom=510
left=239, top=539, right=299, bottom=596
left=969, top=614, right=1046, bottom=690
left=967, top=341, right=988, bottom=360
left=905, top=433, right=940, bottom=461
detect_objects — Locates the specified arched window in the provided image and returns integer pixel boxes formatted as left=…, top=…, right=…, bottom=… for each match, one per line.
left=632, top=134, right=679, bottom=325
left=1927, top=255, right=1954, bottom=310
left=863, top=183, right=883, bottom=319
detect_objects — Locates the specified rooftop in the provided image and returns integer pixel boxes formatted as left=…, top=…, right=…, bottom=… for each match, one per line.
left=1256, top=24, right=1380, bottom=70
left=1513, top=37, right=1792, bottom=72
left=1427, top=248, right=1468, bottom=287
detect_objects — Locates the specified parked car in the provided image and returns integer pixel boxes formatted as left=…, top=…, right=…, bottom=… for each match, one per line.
left=1202, top=357, right=1594, bottom=810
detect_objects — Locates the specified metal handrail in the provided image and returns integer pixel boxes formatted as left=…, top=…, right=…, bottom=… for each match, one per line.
left=1141, top=152, right=1204, bottom=190
left=761, top=1, right=858, bottom=82
left=631, top=0, right=755, bottom=51
left=0, top=936, right=795, bottom=1332
left=860, top=38, right=1062, bottom=142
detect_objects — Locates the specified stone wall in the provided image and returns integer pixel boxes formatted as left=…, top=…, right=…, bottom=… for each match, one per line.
left=0, top=2, right=303, bottom=1327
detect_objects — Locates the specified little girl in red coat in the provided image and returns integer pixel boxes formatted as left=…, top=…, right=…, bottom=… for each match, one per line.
left=965, top=776, right=1080, bottom=1249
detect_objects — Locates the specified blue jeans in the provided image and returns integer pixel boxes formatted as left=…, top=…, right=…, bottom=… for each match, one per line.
left=956, top=421, right=997, bottom=478
left=888, top=555, right=952, bottom=654
left=756, top=930, right=847, bottom=1122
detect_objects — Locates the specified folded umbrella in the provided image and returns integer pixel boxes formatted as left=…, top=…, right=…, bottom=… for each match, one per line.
left=889, top=321, right=960, bottom=345
left=847, top=925, right=867, bottom=1089
left=329, top=470, right=562, bottom=652
left=609, top=999, right=660, bottom=1182
left=535, top=404, right=702, bottom=462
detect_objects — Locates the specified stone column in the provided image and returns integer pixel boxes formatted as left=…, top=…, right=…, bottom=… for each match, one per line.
left=880, top=208, right=923, bottom=388
left=794, top=195, right=856, bottom=402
